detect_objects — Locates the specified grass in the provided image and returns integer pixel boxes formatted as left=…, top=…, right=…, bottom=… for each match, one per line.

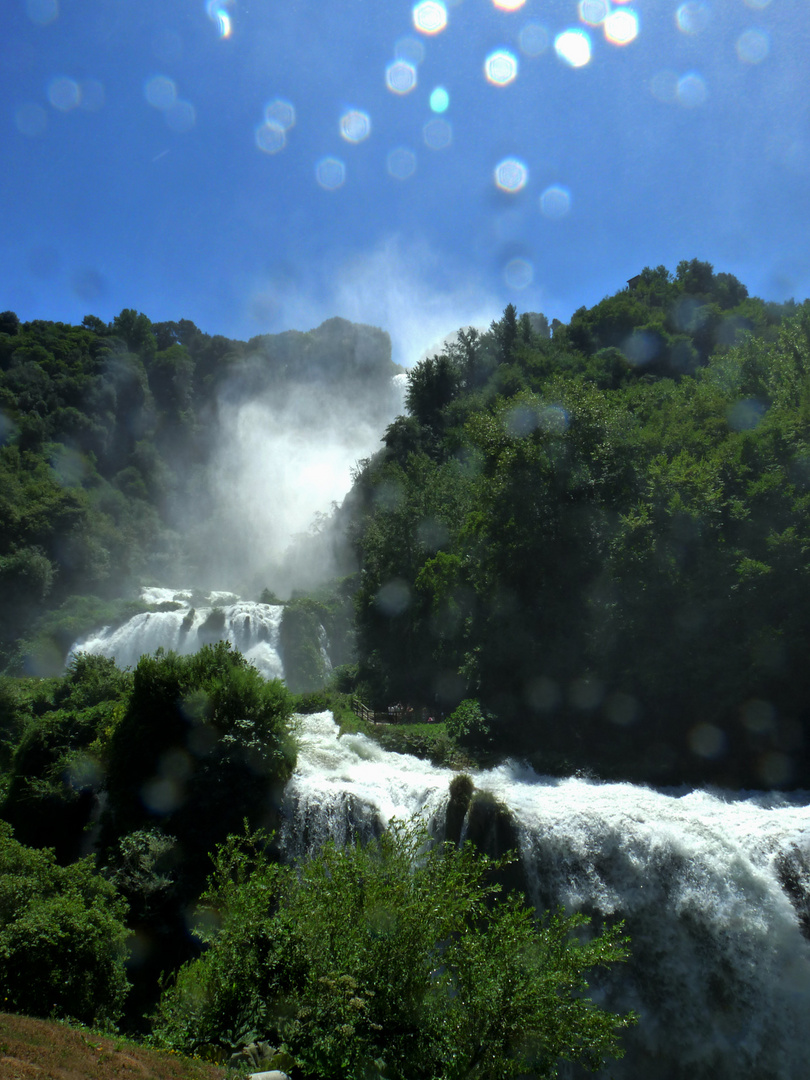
left=0, top=1012, right=236, bottom=1080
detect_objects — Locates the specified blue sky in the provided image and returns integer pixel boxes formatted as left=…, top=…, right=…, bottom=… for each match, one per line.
left=3, top=0, right=809, bottom=366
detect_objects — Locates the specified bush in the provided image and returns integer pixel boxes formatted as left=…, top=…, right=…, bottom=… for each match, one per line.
left=153, top=819, right=635, bottom=1079
left=102, top=643, right=296, bottom=891
left=0, top=821, right=130, bottom=1026
left=446, top=698, right=493, bottom=749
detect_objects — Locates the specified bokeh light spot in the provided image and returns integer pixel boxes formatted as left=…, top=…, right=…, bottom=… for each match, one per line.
left=604, top=9, right=639, bottom=45
left=493, top=0, right=527, bottom=10
left=376, top=579, right=411, bottom=616
left=727, top=398, right=766, bottom=430
left=25, top=0, right=58, bottom=25
left=676, top=2, right=710, bottom=34
left=554, top=29, right=592, bottom=67
left=386, top=60, right=417, bottom=94
left=255, top=121, right=286, bottom=154
left=485, top=50, right=518, bottom=86
left=79, top=79, right=105, bottom=112
left=676, top=72, right=707, bottom=106
left=395, top=36, right=426, bottom=66
left=423, top=117, right=452, bottom=149
left=206, top=0, right=234, bottom=38
left=741, top=698, right=776, bottom=734
left=14, top=103, right=48, bottom=138
left=737, top=29, right=769, bottom=64
left=605, top=692, right=640, bottom=726
left=494, top=157, right=528, bottom=192
left=145, top=75, right=177, bottom=110
left=688, top=722, right=726, bottom=759
left=413, top=1, right=447, bottom=35
left=265, top=98, right=296, bottom=130
left=519, top=23, right=550, bottom=57
left=758, top=751, right=792, bottom=786
left=650, top=69, right=679, bottom=103
left=387, top=147, right=417, bottom=180
left=430, top=86, right=450, bottom=112
left=165, top=101, right=196, bottom=133
left=579, top=0, right=608, bottom=27
left=539, top=185, right=572, bottom=218
left=48, top=77, right=80, bottom=111
left=539, top=404, right=569, bottom=432
left=316, top=156, right=346, bottom=190
left=570, top=677, right=605, bottom=711
left=340, top=109, right=372, bottom=143
left=504, top=258, right=533, bottom=289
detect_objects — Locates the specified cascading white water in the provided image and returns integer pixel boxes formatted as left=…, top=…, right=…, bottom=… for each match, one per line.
left=282, top=711, right=810, bottom=1080
left=69, top=587, right=285, bottom=680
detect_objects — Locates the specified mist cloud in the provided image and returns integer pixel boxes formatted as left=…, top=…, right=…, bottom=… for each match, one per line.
left=244, top=235, right=501, bottom=368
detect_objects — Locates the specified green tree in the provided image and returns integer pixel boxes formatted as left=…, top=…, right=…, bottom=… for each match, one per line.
left=103, top=642, right=295, bottom=888
left=153, top=819, right=634, bottom=1079
left=0, top=820, right=130, bottom=1026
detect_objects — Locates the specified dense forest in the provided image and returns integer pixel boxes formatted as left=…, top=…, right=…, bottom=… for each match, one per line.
left=345, top=261, right=810, bottom=788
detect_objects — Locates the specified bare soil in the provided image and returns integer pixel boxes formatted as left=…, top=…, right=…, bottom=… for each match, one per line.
left=0, top=1013, right=227, bottom=1080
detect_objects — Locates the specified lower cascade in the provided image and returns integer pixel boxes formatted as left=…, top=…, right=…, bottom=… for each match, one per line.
left=282, top=711, right=810, bottom=1080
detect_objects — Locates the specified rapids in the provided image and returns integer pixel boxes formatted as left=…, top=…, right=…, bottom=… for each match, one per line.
left=283, top=710, right=810, bottom=1080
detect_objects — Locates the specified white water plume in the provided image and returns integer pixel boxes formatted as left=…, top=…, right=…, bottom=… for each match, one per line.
left=282, top=711, right=810, bottom=1080
left=70, top=590, right=284, bottom=679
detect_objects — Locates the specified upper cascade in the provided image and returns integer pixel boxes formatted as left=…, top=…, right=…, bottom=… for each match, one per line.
left=69, top=588, right=284, bottom=680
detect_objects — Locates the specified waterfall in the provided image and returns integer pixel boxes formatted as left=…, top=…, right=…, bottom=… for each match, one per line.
left=69, top=588, right=285, bottom=680
left=282, top=711, right=810, bottom=1080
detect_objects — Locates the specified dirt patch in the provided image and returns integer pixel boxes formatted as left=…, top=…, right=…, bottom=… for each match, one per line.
left=0, top=1013, right=227, bottom=1080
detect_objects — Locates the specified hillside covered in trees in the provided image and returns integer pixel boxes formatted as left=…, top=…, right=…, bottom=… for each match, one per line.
left=0, top=310, right=399, bottom=672
left=2, top=259, right=810, bottom=787
left=344, top=261, right=810, bottom=788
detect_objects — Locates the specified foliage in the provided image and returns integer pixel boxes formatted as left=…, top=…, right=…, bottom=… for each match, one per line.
left=346, top=269, right=810, bottom=785
left=446, top=698, right=493, bottom=749
left=0, top=310, right=398, bottom=670
left=0, top=820, right=130, bottom=1026
left=153, top=820, right=634, bottom=1080
left=1, top=654, right=131, bottom=860
left=102, top=642, right=295, bottom=890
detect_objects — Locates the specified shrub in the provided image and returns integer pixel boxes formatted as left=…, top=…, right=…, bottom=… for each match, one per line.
left=0, top=821, right=130, bottom=1026
left=102, top=643, right=296, bottom=891
left=446, top=698, right=493, bottom=749
left=153, top=819, right=635, bottom=1079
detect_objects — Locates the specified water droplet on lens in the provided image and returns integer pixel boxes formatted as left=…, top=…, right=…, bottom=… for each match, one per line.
left=423, top=118, right=452, bottom=149
left=145, top=75, right=177, bottom=110
left=413, top=1, right=447, bottom=35
left=387, top=147, right=417, bottom=180
left=387, top=60, right=418, bottom=94
left=676, top=72, right=707, bottom=106
left=519, top=23, right=549, bottom=57
left=429, top=86, right=449, bottom=112
left=255, top=121, right=286, bottom=154
left=504, top=258, right=533, bottom=289
left=539, top=185, right=571, bottom=217
left=340, top=109, right=371, bottom=143
left=47, top=76, right=80, bottom=111
left=736, top=29, right=769, bottom=64
left=604, top=8, right=639, bottom=45
left=494, top=157, right=527, bottom=192
left=554, top=29, right=592, bottom=67
left=485, top=50, right=519, bottom=86
left=316, top=156, right=347, bottom=190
